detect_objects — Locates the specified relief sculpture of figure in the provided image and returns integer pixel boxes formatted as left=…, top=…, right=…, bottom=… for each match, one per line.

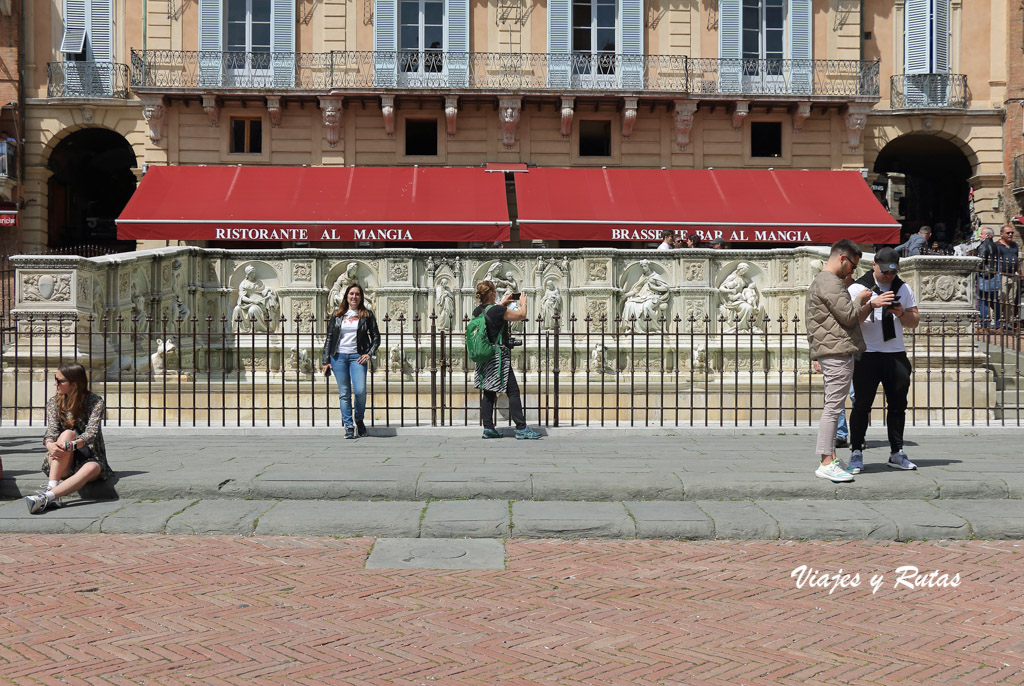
left=231, top=265, right=280, bottom=333
left=620, top=260, right=671, bottom=332
left=435, top=278, right=455, bottom=331
left=171, top=259, right=190, bottom=324
left=718, top=262, right=763, bottom=333
left=539, top=278, right=562, bottom=332
left=329, top=262, right=373, bottom=314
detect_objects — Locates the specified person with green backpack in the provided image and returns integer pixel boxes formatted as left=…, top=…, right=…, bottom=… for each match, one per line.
left=468, top=280, right=541, bottom=440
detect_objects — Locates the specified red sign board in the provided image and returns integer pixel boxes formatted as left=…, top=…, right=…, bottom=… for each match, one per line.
left=0, top=214, right=16, bottom=227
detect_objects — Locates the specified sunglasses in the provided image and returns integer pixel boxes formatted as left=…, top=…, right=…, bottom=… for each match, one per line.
left=879, top=269, right=897, bottom=276
left=54, top=376, right=68, bottom=386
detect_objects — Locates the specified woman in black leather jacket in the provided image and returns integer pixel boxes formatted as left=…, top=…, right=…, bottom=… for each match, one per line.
left=320, top=283, right=381, bottom=438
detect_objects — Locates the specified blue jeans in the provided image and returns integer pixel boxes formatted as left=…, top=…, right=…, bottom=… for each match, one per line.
left=330, top=352, right=368, bottom=427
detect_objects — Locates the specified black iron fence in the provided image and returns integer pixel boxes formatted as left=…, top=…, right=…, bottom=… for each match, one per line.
left=1, top=308, right=1020, bottom=429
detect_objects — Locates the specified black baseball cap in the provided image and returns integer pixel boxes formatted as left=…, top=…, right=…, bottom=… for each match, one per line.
left=874, top=247, right=900, bottom=272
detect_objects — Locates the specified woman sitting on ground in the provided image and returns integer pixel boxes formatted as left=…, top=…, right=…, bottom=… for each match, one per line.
left=28, top=363, right=114, bottom=514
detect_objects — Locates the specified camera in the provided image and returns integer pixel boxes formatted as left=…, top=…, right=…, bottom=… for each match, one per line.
left=507, top=336, right=524, bottom=349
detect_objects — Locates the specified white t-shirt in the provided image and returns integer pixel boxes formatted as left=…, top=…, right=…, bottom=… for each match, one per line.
left=657, top=241, right=673, bottom=250
left=336, top=310, right=360, bottom=354
left=848, top=280, right=917, bottom=353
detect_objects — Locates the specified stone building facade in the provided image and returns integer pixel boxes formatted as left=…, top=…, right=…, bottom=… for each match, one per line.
left=10, top=0, right=1010, bottom=253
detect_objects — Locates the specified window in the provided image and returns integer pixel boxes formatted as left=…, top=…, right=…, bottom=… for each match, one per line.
left=750, top=121, right=782, bottom=158
left=230, top=118, right=263, bottom=154
left=405, top=119, right=438, bottom=156
left=226, top=0, right=271, bottom=73
left=904, top=0, right=950, bottom=105
left=579, top=120, right=611, bottom=157
left=572, top=0, right=616, bottom=84
left=742, top=0, right=784, bottom=80
left=399, top=0, right=445, bottom=81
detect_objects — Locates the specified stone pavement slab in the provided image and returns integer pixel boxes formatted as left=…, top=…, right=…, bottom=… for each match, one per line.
left=99, top=499, right=199, bottom=534
left=694, top=500, right=781, bottom=539
left=420, top=500, right=511, bottom=538
left=932, top=500, right=1024, bottom=538
left=512, top=501, right=635, bottom=538
left=164, top=499, right=276, bottom=535
left=255, top=500, right=425, bottom=537
left=757, top=500, right=900, bottom=540
left=0, top=498, right=125, bottom=534
left=415, top=470, right=532, bottom=500
left=624, top=501, right=714, bottom=539
left=863, top=500, right=971, bottom=541
left=366, top=537, right=506, bottom=570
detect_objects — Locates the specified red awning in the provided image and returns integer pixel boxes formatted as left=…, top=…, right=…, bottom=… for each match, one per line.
left=515, top=168, right=900, bottom=244
left=117, top=166, right=511, bottom=242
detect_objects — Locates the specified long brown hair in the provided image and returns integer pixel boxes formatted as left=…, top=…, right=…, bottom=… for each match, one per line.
left=332, top=283, right=371, bottom=319
left=56, top=362, right=89, bottom=428
left=475, top=280, right=496, bottom=304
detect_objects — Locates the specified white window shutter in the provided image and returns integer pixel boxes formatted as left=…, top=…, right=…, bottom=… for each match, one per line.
left=88, top=0, right=113, bottom=61
left=198, top=0, right=223, bottom=87
left=446, top=0, right=470, bottom=87
left=619, top=0, right=644, bottom=89
left=546, top=0, right=571, bottom=89
left=271, top=0, right=296, bottom=88
left=88, top=0, right=114, bottom=94
left=933, top=0, right=950, bottom=74
left=788, top=0, right=812, bottom=95
left=374, top=0, right=398, bottom=87
left=718, top=0, right=742, bottom=93
left=60, top=0, right=87, bottom=54
left=904, top=0, right=930, bottom=75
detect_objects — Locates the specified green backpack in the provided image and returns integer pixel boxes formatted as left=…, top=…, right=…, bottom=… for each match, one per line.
left=466, top=305, right=504, bottom=364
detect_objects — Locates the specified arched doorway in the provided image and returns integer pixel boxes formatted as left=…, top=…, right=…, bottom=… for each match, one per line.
left=873, top=134, right=973, bottom=248
left=47, top=128, right=137, bottom=252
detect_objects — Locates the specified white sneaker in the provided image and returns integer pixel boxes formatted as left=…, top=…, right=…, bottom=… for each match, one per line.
left=816, top=460, right=854, bottom=483
left=888, top=450, right=917, bottom=470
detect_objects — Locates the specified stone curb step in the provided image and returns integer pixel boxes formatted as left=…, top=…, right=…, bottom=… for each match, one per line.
left=3, top=497, right=1023, bottom=541
left=5, top=469, right=1023, bottom=503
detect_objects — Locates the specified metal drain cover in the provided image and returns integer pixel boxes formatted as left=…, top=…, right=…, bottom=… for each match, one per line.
left=366, top=538, right=505, bottom=570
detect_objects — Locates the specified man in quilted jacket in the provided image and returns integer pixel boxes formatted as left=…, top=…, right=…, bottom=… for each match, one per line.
left=805, top=239, right=874, bottom=482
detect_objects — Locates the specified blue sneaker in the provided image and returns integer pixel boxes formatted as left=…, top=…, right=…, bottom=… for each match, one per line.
left=847, top=451, right=864, bottom=475
left=482, top=428, right=501, bottom=439
left=888, top=450, right=917, bottom=470
left=514, top=427, right=541, bottom=440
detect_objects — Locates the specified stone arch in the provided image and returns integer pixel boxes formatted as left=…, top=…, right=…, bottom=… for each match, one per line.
left=46, top=125, right=139, bottom=251
left=868, top=129, right=976, bottom=246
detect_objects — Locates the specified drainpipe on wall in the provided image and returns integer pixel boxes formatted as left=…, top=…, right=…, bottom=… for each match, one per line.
left=17, top=0, right=26, bottom=251
left=143, top=0, right=147, bottom=54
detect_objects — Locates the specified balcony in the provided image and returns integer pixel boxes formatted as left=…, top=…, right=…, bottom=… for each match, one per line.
left=47, top=61, right=131, bottom=99
left=890, top=74, right=968, bottom=109
left=129, top=50, right=880, bottom=100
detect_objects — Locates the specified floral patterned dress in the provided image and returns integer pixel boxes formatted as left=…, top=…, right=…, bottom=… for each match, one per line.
left=41, top=392, right=113, bottom=480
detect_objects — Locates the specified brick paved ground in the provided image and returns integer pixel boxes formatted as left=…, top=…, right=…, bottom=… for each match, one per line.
left=1, top=535, right=1022, bottom=684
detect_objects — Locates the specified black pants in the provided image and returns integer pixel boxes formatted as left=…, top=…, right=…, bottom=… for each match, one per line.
left=481, top=366, right=526, bottom=430
left=850, top=351, right=912, bottom=454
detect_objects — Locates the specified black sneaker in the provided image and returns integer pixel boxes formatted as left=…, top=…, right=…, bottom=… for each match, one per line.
left=345, top=427, right=356, bottom=439
left=835, top=437, right=849, bottom=449
left=356, top=420, right=368, bottom=438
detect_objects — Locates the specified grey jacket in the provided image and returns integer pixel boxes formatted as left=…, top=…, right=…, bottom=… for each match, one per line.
left=895, top=233, right=927, bottom=257
left=805, top=270, right=866, bottom=360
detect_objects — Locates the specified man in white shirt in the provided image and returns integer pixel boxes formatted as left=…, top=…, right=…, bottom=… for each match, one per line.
left=656, top=230, right=676, bottom=250
left=846, top=247, right=921, bottom=474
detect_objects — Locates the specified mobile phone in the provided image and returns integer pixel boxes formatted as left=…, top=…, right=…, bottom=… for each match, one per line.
left=509, top=292, right=522, bottom=300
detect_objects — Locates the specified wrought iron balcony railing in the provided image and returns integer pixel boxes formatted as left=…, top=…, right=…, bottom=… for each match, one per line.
left=47, top=61, right=131, bottom=99
left=129, top=49, right=880, bottom=98
left=890, top=73, right=968, bottom=109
